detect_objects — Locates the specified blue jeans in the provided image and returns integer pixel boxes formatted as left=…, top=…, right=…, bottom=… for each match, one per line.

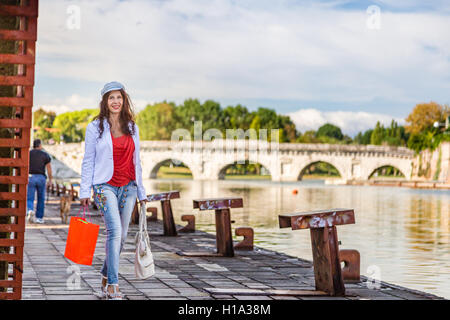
left=93, top=180, right=138, bottom=285
left=27, top=174, right=47, bottom=219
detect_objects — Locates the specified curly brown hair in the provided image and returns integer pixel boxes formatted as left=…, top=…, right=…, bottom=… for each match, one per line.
left=93, top=88, right=136, bottom=138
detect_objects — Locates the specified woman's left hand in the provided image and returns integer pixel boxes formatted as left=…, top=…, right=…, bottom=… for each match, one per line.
left=139, top=199, right=149, bottom=206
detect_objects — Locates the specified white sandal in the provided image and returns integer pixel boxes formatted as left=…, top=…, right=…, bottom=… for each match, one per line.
left=106, top=284, right=123, bottom=300
left=94, top=275, right=108, bottom=299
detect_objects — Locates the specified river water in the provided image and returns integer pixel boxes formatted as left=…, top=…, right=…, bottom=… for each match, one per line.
left=142, top=178, right=450, bottom=299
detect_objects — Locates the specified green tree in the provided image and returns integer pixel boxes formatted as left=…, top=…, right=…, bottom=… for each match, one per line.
left=33, top=108, right=56, bottom=141
left=370, top=122, right=385, bottom=145
left=53, top=109, right=98, bottom=143
left=175, top=99, right=225, bottom=137
left=136, top=102, right=178, bottom=140
left=354, top=129, right=373, bottom=145
left=250, top=107, right=297, bottom=142
left=223, top=104, right=252, bottom=130
left=296, top=130, right=319, bottom=143
left=316, top=123, right=344, bottom=141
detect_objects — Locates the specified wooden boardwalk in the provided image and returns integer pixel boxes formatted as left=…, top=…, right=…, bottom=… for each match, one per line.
left=21, top=196, right=444, bottom=300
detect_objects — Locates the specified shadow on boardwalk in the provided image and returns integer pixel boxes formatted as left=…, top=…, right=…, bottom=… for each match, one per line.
left=22, top=195, right=445, bottom=300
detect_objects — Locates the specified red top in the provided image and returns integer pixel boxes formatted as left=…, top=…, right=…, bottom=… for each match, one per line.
left=107, top=132, right=136, bottom=187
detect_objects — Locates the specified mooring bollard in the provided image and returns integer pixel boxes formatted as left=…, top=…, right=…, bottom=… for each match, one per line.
left=234, top=227, right=254, bottom=250
left=147, top=207, right=157, bottom=221
left=339, top=249, right=360, bottom=281
left=178, top=214, right=195, bottom=233
left=279, top=208, right=355, bottom=296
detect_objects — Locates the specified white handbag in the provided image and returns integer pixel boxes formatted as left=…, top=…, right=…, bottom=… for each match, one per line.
left=134, top=202, right=155, bottom=279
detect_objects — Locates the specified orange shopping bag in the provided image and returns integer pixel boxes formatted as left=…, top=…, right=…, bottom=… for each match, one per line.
left=64, top=205, right=100, bottom=265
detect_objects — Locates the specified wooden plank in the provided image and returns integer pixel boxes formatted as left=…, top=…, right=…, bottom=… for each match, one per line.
left=0, top=73, right=34, bottom=86
left=0, top=207, right=23, bottom=216
left=0, top=138, right=29, bottom=148
left=0, top=96, right=33, bottom=107
left=203, top=288, right=329, bottom=296
left=0, top=223, right=25, bottom=233
left=0, top=118, right=31, bottom=128
left=0, top=292, right=16, bottom=300
left=0, top=239, right=23, bottom=247
left=0, top=192, right=27, bottom=201
left=0, top=253, right=22, bottom=262
left=0, top=176, right=28, bottom=184
left=147, top=191, right=180, bottom=202
left=279, top=208, right=355, bottom=230
left=215, top=208, right=234, bottom=257
left=0, top=157, right=27, bottom=167
left=0, top=280, right=21, bottom=288
left=0, top=3, right=38, bottom=17
left=161, top=200, right=177, bottom=236
left=193, top=198, right=243, bottom=210
left=310, top=226, right=345, bottom=296
left=176, top=251, right=223, bottom=257
left=0, top=30, right=37, bottom=41
left=0, top=53, right=35, bottom=64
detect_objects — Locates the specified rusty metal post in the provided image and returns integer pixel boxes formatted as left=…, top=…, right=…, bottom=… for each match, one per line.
left=234, top=227, right=254, bottom=250
left=0, top=0, right=39, bottom=300
left=178, top=214, right=195, bottom=233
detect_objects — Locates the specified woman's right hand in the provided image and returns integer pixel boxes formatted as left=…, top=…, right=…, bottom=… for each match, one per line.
left=80, top=198, right=90, bottom=207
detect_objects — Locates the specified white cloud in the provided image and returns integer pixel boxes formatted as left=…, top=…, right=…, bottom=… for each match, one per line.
left=35, top=0, right=450, bottom=115
left=287, top=108, right=405, bottom=136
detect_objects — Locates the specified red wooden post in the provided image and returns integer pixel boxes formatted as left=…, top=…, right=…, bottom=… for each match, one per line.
left=279, top=208, right=355, bottom=296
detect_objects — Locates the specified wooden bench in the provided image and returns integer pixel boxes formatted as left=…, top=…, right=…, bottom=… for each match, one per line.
left=177, top=197, right=243, bottom=257
left=279, top=208, right=355, bottom=296
left=146, top=191, right=180, bottom=236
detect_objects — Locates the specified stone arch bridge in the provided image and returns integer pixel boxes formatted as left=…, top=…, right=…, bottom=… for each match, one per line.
left=45, top=140, right=415, bottom=182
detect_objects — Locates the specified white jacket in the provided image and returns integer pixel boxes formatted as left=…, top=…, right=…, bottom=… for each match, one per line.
left=80, top=119, right=147, bottom=201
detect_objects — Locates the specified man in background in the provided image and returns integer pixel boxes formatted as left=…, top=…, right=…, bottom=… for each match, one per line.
left=27, top=139, right=53, bottom=224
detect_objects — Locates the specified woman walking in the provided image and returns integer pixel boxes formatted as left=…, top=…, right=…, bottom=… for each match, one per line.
left=80, top=81, right=148, bottom=300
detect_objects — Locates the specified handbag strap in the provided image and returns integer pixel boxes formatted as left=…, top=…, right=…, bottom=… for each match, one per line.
left=139, top=202, right=148, bottom=234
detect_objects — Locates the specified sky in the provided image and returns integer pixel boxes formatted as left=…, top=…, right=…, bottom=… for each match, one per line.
left=34, top=0, right=450, bottom=136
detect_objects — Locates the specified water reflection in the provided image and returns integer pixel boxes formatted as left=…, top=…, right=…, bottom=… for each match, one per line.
left=143, top=178, right=450, bottom=299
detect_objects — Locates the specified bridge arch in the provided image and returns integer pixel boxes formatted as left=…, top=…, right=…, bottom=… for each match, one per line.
left=367, top=164, right=407, bottom=180
left=217, top=160, right=272, bottom=180
left=149, top=159, right=194, bottom=179
left=297, top=160, right=343, bottom=181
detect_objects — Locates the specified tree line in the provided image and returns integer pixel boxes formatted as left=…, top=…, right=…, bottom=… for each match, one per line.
left=33, top=99, right=449, bottom=153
